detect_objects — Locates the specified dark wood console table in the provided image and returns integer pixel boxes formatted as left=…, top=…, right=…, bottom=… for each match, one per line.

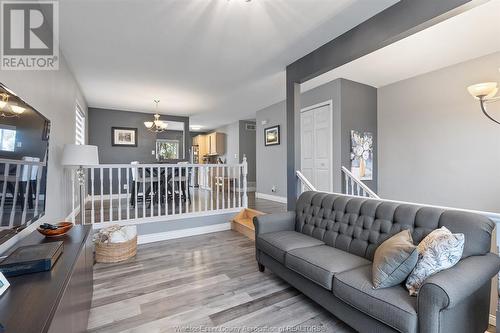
left=0, top=225, right=93, bottom=333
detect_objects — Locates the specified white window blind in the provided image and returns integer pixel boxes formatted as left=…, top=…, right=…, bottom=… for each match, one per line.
left=75, top=104, right=85, bottom=145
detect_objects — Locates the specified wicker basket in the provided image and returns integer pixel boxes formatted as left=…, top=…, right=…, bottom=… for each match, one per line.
left=95, top=236, right=137, bottom=263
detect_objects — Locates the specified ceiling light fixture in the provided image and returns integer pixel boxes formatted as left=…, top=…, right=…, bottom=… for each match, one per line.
left=144, top=99, right=168, bottom=133
left=0, top=93, right=25, bottom=117
left=468, top=70, right=500, bottom=124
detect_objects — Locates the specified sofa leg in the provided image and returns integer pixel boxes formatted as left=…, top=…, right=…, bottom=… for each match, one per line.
left=258, top=263, right=265, bottom=272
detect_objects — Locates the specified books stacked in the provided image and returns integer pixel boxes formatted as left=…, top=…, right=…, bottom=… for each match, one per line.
left=0, top=242, right=63, bottom=277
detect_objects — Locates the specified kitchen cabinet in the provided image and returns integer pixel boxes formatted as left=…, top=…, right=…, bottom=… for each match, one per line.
left=207, top=132, right=225, bottom=156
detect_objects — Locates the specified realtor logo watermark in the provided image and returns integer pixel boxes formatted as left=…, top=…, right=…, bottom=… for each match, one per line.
left=1, top=1, right=59, bottom=70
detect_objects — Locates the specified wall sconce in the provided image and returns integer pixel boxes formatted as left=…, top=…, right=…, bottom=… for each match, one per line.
left=467, top=72, right=500, bottom=124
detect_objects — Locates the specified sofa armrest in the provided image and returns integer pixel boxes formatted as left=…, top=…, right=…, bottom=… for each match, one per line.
left=253, top=211, right=296, bottom=236
left=418, top=253, right=500, bottom=332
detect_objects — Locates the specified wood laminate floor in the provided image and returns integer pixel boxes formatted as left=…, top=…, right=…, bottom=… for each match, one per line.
left=88, top=230, right=354, bottom=333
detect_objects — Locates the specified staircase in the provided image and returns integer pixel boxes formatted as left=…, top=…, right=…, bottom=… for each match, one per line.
left=231, top=208, right=265, bottom=240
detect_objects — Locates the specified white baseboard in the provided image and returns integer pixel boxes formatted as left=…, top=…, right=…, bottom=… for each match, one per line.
left=137, top=222, right=231, bottom=244
left=255, top=192, right=287, bottom=204
left=489, top=314, right=496, bottom=326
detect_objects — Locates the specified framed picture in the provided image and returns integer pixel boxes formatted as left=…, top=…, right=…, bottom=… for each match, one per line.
left=350, top=130, right=373, bottom=180
left=0, top=272, right=10, bottom=296
left=111, top=127, right=138, bottom=147
left=264, top=125, right=280, bottom=146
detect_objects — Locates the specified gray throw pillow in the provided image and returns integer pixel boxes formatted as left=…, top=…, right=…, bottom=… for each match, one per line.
left=372, top=229, right=418, bottom=289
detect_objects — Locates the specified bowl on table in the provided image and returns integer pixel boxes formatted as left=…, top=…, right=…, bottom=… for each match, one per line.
left=37, top=222, right=74, bottom=237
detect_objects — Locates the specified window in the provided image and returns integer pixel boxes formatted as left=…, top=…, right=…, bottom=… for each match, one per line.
left=75, top=104, right=85, bottom=145
left=156, top=139, right=179, bottom=160
left=0, top=126, right=16, bottom=152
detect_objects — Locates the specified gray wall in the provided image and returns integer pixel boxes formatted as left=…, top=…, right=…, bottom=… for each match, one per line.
left=378, top=51, right=500, bottom=212
left=0, top=55, right=88, bottom=253
left=214, top=120, right=256, bottom=183
left=339, top=79, right=378, bottom=191
left=256, top=79, right=377, bottom=198
left=239, top=120, right=256, bottom=183
left=256, top=101, right=287, bottom=198
left=215, top=121, right=239, bottom=164
left=88, top=107, right=189, bottom=164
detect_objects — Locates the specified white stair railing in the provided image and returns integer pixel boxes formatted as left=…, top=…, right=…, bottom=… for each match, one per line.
left=72, top=158, right=248, bottom=228
left=296, top=170, right=317, bottom=196
left=341, top=166, right=379, bottom=199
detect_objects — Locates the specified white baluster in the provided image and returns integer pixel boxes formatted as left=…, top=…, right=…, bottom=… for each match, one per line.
left=221, top=166, right=225, bottom=209
left=142, top=167, right=146, bottom=219
left=164, top=166, right=168, bottom=216
left=185, top=165, right=188, bottom=213
left=0, top=163, right=10, bottom=225
left=34, top=164, right=42, bottom=217
left=344, top=173, right=348, bottom=195
left=118, top=167, right=122, bottom=221
left=210, top=166, right=213, bottom=211
left=9, top=165, right=21, bottom=227
left=238, top=164, right=241, bottom=208
left=150, top=167, right=154, bottom=217
left=91, top=168, right=95, bottom=224
left=242, top=155, right=248, bottom=208
left=216, top=166, right=219, bottom=210
left=158, top=166, right=161, bottom=216
left=233, top=166, right=236, bottom=208
left=109, top=167, right=113, bottom=222
left=171, top=166, right=175, bottom=215
left=126, top=166, right=130, bottom=220
left=21, top=164, right=31, bottom=224
left=134, top=167, right=138, bottom=219
left=100, top=167, right=104, bottom=223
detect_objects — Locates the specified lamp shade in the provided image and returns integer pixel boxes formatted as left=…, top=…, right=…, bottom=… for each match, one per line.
left=467, top=82, right=498, bottom=99
left=61, top=144, right=99, bottom=166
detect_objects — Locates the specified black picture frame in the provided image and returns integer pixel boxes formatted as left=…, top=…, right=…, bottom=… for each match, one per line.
left=111, top=127, right=138, bottom=147
left=264, top=125, right=280, bottom=146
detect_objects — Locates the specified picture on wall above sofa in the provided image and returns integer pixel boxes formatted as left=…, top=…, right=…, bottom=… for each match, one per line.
left=350, top=130, right=373, bottom=180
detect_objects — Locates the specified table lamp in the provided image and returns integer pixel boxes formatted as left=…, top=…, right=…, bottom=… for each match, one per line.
left=61, top=144, right=99, bottom=224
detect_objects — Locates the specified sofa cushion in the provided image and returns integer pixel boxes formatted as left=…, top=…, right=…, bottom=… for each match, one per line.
left=333, top=265, right=417, bottom=333
left=256, top=231, right=324, bottom=264
left=285, top=245, right=371, bottom=290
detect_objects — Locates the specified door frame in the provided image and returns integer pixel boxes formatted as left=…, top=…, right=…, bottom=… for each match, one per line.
left=300, top=100, right=333, bottom=192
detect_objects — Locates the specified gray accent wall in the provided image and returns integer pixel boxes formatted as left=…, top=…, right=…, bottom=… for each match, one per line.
left=378, top=51, right=500, bottom=212
left=239, top=120, right=256, bottom=183
left=88, top=108, right=189, bottom=164
left=256, top=79, right=377, bottom=198
left=256, top=101, right=287, bottom=198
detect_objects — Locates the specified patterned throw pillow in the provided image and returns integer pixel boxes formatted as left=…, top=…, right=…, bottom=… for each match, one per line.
left=405, top=226, right=464, bottom=296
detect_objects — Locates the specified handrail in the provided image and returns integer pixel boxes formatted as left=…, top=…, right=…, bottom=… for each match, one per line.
left=296, top=171, right=316, bottom=191
left=341, top=166, right=379, bottom=199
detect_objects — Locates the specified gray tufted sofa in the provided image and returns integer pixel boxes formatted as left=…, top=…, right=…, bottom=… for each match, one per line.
left=253, top=191, right=500, bottom=333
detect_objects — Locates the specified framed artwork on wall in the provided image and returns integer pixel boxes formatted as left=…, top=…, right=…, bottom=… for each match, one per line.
left=350, top=130, right=373, bottom=180
left=264, top=125, right=280, bottom=146
left=111, top=127, right=138, bottom=147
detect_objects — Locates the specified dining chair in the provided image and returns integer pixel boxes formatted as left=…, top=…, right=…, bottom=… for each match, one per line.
left=173, top=161, right=191, bottom=204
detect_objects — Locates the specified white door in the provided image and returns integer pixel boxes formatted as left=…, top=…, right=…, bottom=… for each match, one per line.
left=300, top=103, right=332, bottom=192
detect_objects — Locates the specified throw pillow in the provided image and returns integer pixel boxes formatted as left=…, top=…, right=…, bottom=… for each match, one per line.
left=372, top=229, right=418, bottom=289
left=405, top=226, right=464, bottom=296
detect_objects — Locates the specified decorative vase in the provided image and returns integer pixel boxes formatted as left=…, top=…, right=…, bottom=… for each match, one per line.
left=359, top=158, right=366, bottom=178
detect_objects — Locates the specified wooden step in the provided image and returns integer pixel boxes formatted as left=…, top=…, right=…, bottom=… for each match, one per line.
left=231, top=208, right=265, bottom=241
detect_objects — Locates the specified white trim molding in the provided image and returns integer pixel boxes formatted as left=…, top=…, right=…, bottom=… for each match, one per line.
left=489, top=314, right=496, bottom=327
left=137, top=222, right=231, bottom=244
left=255, top=192, right=287, bottom=204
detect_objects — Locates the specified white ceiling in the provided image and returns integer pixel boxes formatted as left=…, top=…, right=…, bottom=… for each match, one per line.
left=301, top=0, right=500, bottom=91
left=59, top=0, right=399, bottom=131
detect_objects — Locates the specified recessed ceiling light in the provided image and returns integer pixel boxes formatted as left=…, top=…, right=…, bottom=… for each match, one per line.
left=190, top=125, right=202, bottom=131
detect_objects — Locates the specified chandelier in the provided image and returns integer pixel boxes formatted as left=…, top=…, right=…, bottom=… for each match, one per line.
left=467, top=69, right=500, bottom=124
left=144, top=99, right=168, bottom=132
left=0, top=92, right=26, bottom=117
